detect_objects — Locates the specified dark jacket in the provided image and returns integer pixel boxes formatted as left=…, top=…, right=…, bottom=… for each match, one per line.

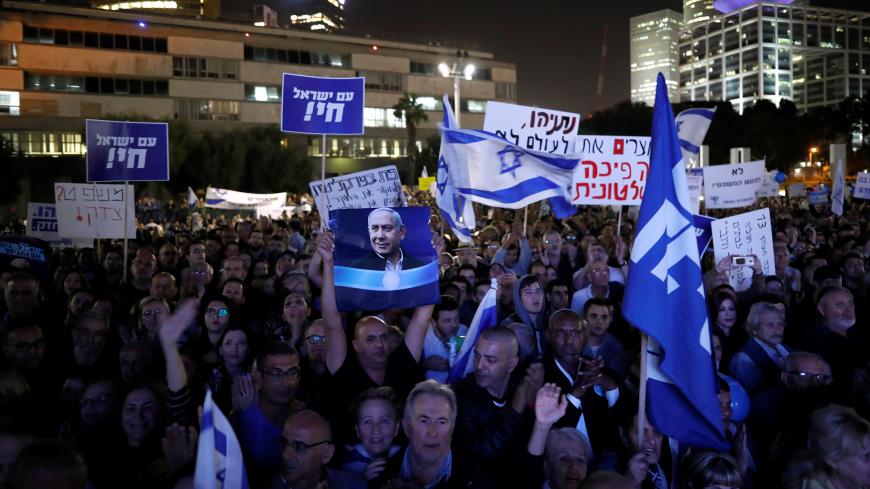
left=351, top=248, right=426, bottom=271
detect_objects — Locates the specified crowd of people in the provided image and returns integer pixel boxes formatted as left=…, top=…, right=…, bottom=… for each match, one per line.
left=0, top=189, right=868, bottom=489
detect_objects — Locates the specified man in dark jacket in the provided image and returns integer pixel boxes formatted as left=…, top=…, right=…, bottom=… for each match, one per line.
left=351, top=208, right=425, bottom=272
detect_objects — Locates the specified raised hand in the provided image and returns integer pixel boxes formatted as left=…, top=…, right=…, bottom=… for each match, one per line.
left=231, top=373, right=257, bottom=413
left=534, top=383, right=567, bottom=426
left=159, top=299, right=198, bottom=348
left=316, top=231, right=335, bottom=264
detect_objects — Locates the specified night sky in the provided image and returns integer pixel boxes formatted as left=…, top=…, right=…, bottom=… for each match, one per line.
left=223, top=0, right=868, bottom=114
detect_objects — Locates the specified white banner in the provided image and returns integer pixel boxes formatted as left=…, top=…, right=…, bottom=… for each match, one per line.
left=571, top=135, right=651, bottom=206
left=854, top=173, right=870, bottom=200
left=54, top=183, right=135, bottom=239
left=687, top=174, right=703, bottom=215
left=787, top=183, right=807, bottom=198
left=711, top=207, right=775, bottom=292
left=26, top=202, right=93, bottom=248
left=703, top=160, right=765, bottom=209
left=309, top=165, right=404, bottom=222
left=205, top=187, right=287, bottom=210
left=256, top=206, right=297, bottom=219
left=483, top=101, right=581, bottom=155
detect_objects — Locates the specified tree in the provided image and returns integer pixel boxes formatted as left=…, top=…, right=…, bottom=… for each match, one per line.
left=393, top=94, right=428, bottom=160
left=0, top=135, right=22, bottom=205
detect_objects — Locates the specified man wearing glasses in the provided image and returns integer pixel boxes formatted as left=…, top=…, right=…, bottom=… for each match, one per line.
left=233, top=341, right=306, bottom=483
left=269, top=410, right=365, bottom=489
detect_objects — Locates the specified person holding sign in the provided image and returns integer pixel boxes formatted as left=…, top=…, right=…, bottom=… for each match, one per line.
left=351, top=208, right=426, bottom=272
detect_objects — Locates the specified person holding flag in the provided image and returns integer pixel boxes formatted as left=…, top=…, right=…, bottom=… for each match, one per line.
left=622, top=71, right=729, bottom=466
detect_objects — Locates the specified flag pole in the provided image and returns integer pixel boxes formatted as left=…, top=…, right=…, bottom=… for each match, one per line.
left=616, top=205, right=623, bottom=237
left=321, top=134, right=327, bottom=229
left=523, top=207, right=528, bottom=236
left=122, top=181, right=130, bottom=284
left=637, top=333, right=649, bottom=450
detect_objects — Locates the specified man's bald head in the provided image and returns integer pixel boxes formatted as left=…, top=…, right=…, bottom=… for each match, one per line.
left=284, top=409, right=331, bottom=441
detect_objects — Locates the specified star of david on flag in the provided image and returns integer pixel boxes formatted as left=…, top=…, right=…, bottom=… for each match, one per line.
left=435, top=96, right=577, bottom=242
left=623, top=74, right=728, bottom=450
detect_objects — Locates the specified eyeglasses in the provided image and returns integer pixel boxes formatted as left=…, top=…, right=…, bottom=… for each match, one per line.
left=278, top=437, right=330, bottom=453
left=306, top=334, right=326, bottom=345
left=206, top=308, right=229, bottom=317
left=6, top=339, right=46, bottom=353
left=786, top=371, right=832, bottom=384
left=262, top=367, right=301, bottom=380
left=192, top=270, right=209, bottom=277
left=142, top=309, right=163, bottom=318
left=544, top=239, right=559, bottom=245
left=590, top=269, right=609, bottom=275
left=79, top=394, right=114, bottom=408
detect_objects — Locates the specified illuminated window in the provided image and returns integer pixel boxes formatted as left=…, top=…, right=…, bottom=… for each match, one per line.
left=0, top=91, right=20, bottom=116
left=245, top=85, right=280, bottom=102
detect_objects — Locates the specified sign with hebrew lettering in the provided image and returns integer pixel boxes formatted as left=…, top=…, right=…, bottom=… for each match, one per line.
left=853, top=173, right=870, bottom=200
left=571, top=135, right=651, bottom=206
left=310, top=165, right=405, bottom=223
left=687, top=174, right=703, bottom=214
left=54, top=183, right=135, bottom=239
left=702, top=160, right=765, bottom=209
left=86, top=119, right=169, bottom=182
left=807, top=189, right=829, bottom=205
left=205, top=187, right=287, bottom=210
left=483, top=101, right=581, bottom=155
left=26, top=202, right=93, bottom=248
left=711, top=207, right=775, bottom=292
left=281, top=74, right=364, bottom=135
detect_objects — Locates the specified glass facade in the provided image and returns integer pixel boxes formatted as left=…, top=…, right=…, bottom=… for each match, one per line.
left=678, top=2, right=870, bottom=113
left=630, top=9, right=683, bottom=106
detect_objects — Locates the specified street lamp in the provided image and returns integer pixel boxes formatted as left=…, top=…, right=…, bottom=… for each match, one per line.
left=809, top=146, right=818, bottom=166
left=438, top=60, right=475, bottom=128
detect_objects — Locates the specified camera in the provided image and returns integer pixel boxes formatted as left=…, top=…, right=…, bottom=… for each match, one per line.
left=731, top=256, right=755, bottom=268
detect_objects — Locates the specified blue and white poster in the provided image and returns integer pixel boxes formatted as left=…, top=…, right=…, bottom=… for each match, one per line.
left=281, top=74, right=364, bottom=135
left=332, top=207, right=439, bottom=312
left=86, top=119, right=169, bottom=182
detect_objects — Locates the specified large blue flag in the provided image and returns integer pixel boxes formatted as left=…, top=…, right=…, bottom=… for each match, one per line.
left=436, top=97, right=576, bottom=241
left=195, top=389, right=250, bottom=489
left=623, top=74, right=728, bottom=450
left=447, top=278, right=499, bottom=384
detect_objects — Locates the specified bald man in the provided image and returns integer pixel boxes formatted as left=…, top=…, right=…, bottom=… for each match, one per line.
left=269, top=410, right=365, bottom=489
left=351, top=208, right=426, bottom=272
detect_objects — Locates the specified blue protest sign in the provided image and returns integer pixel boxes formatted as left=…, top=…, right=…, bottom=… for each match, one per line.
left=86, top=119, right=169, bottom=182
left=693, top=214, right=715, bottom=257
left=281, top=74, right=364, bottom=135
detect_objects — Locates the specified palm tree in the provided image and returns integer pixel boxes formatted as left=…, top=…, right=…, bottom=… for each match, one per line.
left=393, top=94, right=428, bottom=160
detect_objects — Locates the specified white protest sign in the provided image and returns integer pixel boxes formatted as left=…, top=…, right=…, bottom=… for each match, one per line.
left=26, top=203, right=93, bottom=248
left=854, top=173, right=870, bottom=200
left=205, top=188, right=287, bottom=210
left=787, top=183, right=807, bottom=198
left=309, top=165, right=404, bottom=222
left=54, top=183, right=135, bottom=239
left=687, top=174, right=703, bottom=214
left=571, top=136, right=650, bottom=206
left=756, top=171, right=780, bottom=198
left=256, top=206, right=297, bottom=219
left=703, top=160, right=765, bottom=209
left=483, top=101, right=581, bottom=155
left=711, top=207, right=775, bottom=292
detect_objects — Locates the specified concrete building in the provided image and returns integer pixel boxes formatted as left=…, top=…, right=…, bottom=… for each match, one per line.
left=0, top=0, right=516, bottom=176
left=630, top=9, right=683, bottom=106
left=678, top=1, right=870, bottom=113
left=289, top=0, right=345, bottom=32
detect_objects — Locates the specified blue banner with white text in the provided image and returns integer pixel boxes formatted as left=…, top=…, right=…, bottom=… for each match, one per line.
left=86, top=119, right=169, bottom=182
left=281, top=74, right=364, bottom=135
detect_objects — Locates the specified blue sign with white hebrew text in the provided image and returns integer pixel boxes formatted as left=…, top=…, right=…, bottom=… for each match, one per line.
left=281, top=74, right=364, bottom=135
left=86, top=119, right=169, bottom=182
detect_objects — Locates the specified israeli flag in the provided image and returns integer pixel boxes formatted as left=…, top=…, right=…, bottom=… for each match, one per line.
left=436, top=96, right=576, bottom=242
left=194, top=389, right=249, bottom=489
left=831, top=146, right=845, bottom=216
left=188, top=187, right=198, bottom=209
left=447, top=278, right=498, bottom=384
left=675, top=107, right=715, bottom=166
left=623, top=74, right=728, bottom=450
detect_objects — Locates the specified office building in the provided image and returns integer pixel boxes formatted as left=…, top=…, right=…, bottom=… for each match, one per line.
left=94, top=0, right=221, bottom=20
left=677, top=1, right=870, bottom=113
left=685, top=0, right=718, bottom=27
left=630, top=9, right=682, bottom=106
left=0, top=0, right=516, bottom=174
left=289, top=0, right=345, bottom=32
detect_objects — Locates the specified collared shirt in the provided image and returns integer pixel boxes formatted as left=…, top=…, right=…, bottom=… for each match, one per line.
left=753, top=338, right=789, bottom=368
left=399, top=448, right=452, bottom=489
left=378, top=248, right=404, bottom=272
left=554, top=358, right=620, bottom=409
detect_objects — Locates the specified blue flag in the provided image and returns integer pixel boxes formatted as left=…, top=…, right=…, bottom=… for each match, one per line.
left=623, top=74, right=728, bottom=450
left=436, top=97, right=576, bottom=241
left=675, top=107, right=715, bottom=166
left=447, top=278, right=499, bottom=384
left=195, top=389, right=250, bottom=489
